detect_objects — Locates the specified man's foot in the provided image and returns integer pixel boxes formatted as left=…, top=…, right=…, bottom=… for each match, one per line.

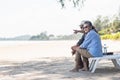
left=81, top=67, right=89, bottom=71
left=70, top=68, right=79, bottom=72
left=78, top=66, right=83, bottom=69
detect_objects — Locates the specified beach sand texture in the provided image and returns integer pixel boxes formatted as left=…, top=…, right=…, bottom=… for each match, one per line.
left=0, top=40, right=120, bottom=80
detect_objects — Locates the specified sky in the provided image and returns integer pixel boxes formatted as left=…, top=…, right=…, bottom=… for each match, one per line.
left=0, top=0, right=120, bottom=37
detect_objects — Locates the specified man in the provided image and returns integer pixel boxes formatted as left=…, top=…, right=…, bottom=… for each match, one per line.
left=71, top=21, right=85, bottom=69
left=71, top=21, right=98, bottom=55
left=71, top=21, right=85, bottom=55
left=70, top=21, right=103, bottom=72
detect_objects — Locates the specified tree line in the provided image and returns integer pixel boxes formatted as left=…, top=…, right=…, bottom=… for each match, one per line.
left=30, top=13, right=120, bottom=40
left=29, top=31, right=83, bottom=40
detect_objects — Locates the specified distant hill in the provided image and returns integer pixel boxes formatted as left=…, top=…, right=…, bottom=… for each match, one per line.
left=0, top=35, right=31, bottom=40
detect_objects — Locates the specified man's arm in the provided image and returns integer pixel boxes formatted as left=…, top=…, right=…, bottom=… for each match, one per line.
left=73, top=30, right=84, bottom=34
left=80, top=32, right=92, bottom=48
left=76, top=34, right=85, bottom=46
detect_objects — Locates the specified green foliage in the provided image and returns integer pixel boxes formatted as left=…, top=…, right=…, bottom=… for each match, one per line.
left=30, top=31, right=83, bottom=40
left=101, top=32, right=120, bottom=40
left=93, top=16, right=110, bottom=32
left=95, top=14, right=120, bottom=40
left=93, top=14, right=120, bottom=40
left=30, top=31, right=49, bottom=40
left=98, top=30, right=105, bottom=35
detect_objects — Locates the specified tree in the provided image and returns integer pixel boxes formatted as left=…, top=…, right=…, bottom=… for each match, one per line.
left=93, top=16, right=110, bottom=31
left=38, top=31, right=49, bottom=40
left=112, top=17, right=120, bottom=33
left=93, top=16, right=102, bottom=31
left=30, top=31, right=49, bottom=40
left=59, top=0, right=86, bottom=8
left=118, top=6, right=120, bottom=19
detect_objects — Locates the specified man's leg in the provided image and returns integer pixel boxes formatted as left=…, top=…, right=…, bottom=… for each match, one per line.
left=82, top=56, right=89, bottom=71
left=76, top=48, right=92, bottom=71
left=71, top=45, right=83, bottom=67
left=71, top=45, right=78, bottom=55
left=70, top=52, right=83, bottom=72
left=75, top=52, right=83, bottom=69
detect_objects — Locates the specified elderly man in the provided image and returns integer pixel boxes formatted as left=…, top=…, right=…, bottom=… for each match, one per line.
left=70, top=21, right=103, bottom=72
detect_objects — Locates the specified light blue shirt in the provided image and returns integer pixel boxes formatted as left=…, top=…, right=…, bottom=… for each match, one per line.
left=80, top=30, right=103, bottom=57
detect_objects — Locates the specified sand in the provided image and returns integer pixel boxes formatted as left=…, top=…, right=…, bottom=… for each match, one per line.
left=0, top=40, right=120, bottom=80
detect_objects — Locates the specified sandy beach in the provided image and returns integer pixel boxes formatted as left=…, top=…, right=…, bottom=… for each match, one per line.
left=0, top=40, right=120, bottom=80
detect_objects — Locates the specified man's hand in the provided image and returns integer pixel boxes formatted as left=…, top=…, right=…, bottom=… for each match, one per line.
left=73, top=30, right=79, bottom=34
left=73, top=29, right=84, bottom=34
left=71, top=45, right=80, bottom=56
left=71, top=50, right=76, bottom=56
left=72, top=46, right=79, bottom=51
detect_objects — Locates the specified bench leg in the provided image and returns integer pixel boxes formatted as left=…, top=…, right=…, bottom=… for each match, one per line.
left=89, top=59, right=96, bottom=71
left=90, top=59, right=100, bottom=73
left=111, top=59, right=120, bottom=69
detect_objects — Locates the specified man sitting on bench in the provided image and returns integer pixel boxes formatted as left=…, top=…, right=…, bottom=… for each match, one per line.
left=70, top=21, right=103, bottom=72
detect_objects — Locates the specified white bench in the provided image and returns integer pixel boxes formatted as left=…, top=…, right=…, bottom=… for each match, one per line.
left=89, top=54, right=120, bottom=73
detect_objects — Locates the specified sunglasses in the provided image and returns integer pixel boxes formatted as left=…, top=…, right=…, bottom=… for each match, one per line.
left=83, top=26, right=89, bottom=29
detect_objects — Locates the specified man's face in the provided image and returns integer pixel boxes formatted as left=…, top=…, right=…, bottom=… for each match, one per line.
left=83, top=24, right=91, bottom=33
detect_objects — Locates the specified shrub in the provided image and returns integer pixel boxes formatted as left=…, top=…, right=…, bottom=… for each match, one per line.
left=101, top=32, right=120, bottom=40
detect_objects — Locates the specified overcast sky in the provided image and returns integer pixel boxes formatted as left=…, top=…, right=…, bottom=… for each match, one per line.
left=0, top=0, right=120, bottom=37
